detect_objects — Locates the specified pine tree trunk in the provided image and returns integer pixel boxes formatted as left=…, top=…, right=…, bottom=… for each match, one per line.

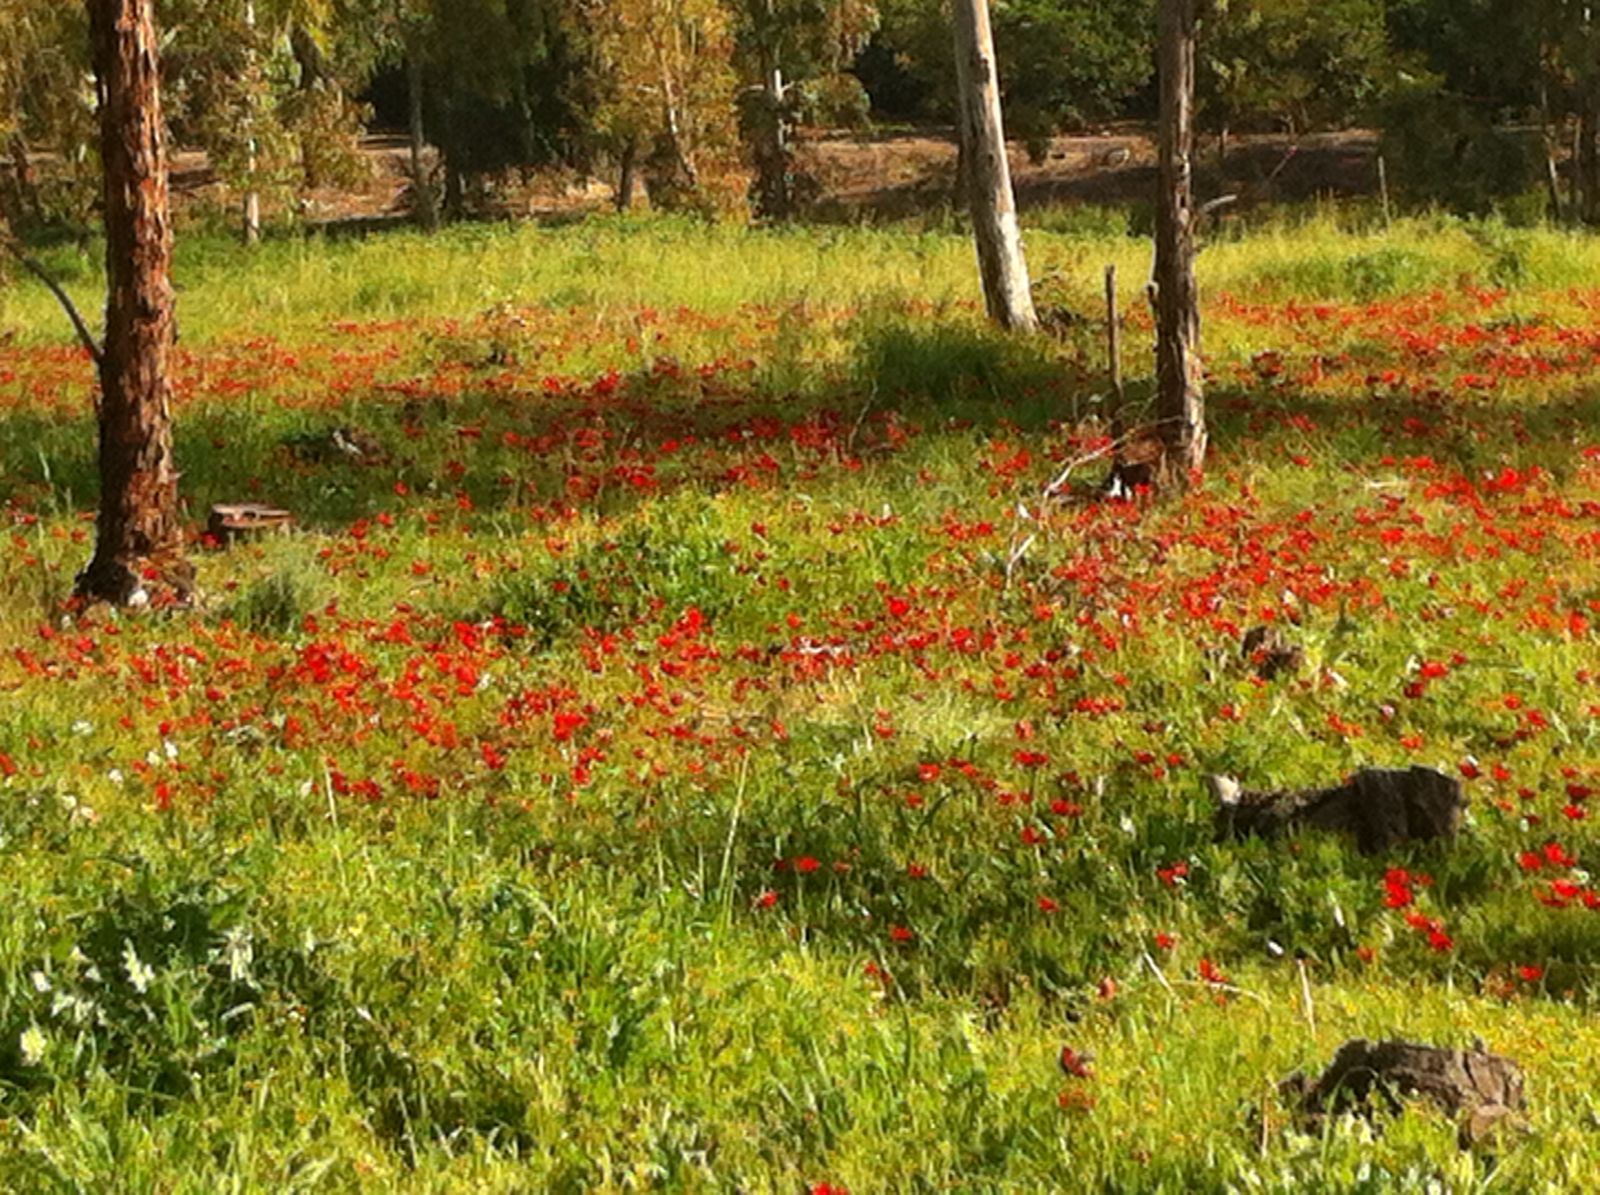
left=79, top=0, right=189, bottom=605
left=951, top=0, right=1036, bottom=331
left=1153, top=0, right=1205, bottom=484
left=406, top=48, right=437, bottom=230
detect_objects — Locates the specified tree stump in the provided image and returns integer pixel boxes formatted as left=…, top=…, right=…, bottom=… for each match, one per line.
left=1280, top=1038, right=1525, bottom=1147
left=207, top=503, right=293, bottom=545
left=1210, top=765, right=1465, bottom=854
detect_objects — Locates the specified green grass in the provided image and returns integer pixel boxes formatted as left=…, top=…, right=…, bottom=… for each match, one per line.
left=2, top=208, right=1600, bottom=1190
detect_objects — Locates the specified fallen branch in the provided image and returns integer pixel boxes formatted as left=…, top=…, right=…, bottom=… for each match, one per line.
left=1, top=234, right=103, bottom=366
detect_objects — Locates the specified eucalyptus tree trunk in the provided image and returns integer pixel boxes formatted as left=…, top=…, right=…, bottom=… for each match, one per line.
left=79, top=0, right=190, bottom=605
left=1153, top=0, right=1205, bottom=484
left=951, top=0, right=1036, bottom=331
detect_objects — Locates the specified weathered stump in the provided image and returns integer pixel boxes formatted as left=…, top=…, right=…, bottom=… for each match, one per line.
left=207, top=503, right=292, bottom=545
left=1210, top=765, right=1465, bottom=854
left=1281, top=1038, right=1525, bottom=1147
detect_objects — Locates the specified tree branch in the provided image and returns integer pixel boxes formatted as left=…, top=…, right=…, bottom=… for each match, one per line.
left=1, top=235, right=104, bottom=366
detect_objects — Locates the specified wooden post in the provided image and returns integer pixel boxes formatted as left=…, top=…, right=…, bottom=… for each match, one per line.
left=1104, top=263, right=1123, bottom=409
left=79, top=0, right=190, bottom=604
left=1153, top=0, right=1205, bottom=484
left=1377, top=154, right=1391, bottom=229
left=1547, top=150, right=1565, bottom=224
left=951, top=0, right=1037, bottom=332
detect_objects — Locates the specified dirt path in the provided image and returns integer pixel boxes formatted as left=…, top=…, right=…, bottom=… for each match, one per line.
left=165, top=126, right=1381, bottom=230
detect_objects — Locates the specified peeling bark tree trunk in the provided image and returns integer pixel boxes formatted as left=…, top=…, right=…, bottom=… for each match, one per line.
left=79, top=0, right=190, bottom=605
left=951, top=0, right=1036, bottom=332
left=1153, top=0, right=1205, bottom=483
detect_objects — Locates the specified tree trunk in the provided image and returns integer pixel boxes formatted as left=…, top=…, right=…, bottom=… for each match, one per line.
left=615, top=136, right=638, bottom=212
left=406, top=48, right=437, bottom=230
left=242, top=0, right=261, bottom=245
left=80, top=0, right=190, bottom=605
left=1154, top=0, right=1205, bottom=484
left=951, top=0, right=1036, bottom=332
left=1583, top=94, right=1599, bottom=223
left=753, top=46, right=791, bottom=219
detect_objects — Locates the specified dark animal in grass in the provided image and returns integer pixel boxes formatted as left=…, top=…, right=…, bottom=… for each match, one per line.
left=1279, top=1038, right=1525, bottom=1148
left=1208, top=765, right=1464, bottom=854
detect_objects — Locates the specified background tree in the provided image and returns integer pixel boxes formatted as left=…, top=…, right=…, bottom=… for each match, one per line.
left=0, top=1, right=97, bottom=234
left=1199, top=0, right=1392, bottom=170
left=731, top=0, right=878, bottom=218
left=587, top=0, right=747, bottom=217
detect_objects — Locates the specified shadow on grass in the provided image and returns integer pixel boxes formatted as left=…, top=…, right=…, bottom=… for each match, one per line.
left=2, top=309, right=1595, bottom=549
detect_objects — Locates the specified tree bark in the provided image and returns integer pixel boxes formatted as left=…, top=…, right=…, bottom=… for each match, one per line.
left=79, top=0, right=190, bottom=605
left=1153, top=0, right=1205, bottom=484
left=951, top=0, right=1036, bottom=332
left=406, top=46, right=437, bottom=230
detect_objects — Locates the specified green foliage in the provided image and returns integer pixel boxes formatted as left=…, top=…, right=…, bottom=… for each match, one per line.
left=1201, top=0, right=1395, bottom=135
left=1379, top=79, right=1543, bottom=214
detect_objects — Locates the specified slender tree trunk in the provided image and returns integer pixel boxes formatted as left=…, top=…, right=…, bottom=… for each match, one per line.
left=615, top=136, right=638, bottom=211
left=951, top=0, right=1036, bottom=331
left=242, top=0, right=261, bottom=244
left=80, top=0, right=190, bottom=605
left=1583, top=94, right=1600, bottom=223
left=406, top=47, right=437, bottom=230
left=1153, top=0, right=1205, bottom=484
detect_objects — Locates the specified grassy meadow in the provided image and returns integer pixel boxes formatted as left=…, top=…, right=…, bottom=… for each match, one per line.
left=2, top=206, right=1600, bottom=1190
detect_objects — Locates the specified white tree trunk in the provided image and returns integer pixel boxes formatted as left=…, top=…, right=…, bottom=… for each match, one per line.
left=951, top=0, right=1036, bottom=332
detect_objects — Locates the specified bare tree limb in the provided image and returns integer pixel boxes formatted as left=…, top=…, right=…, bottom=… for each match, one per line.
left=1, top=234, right=104, bottom=366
